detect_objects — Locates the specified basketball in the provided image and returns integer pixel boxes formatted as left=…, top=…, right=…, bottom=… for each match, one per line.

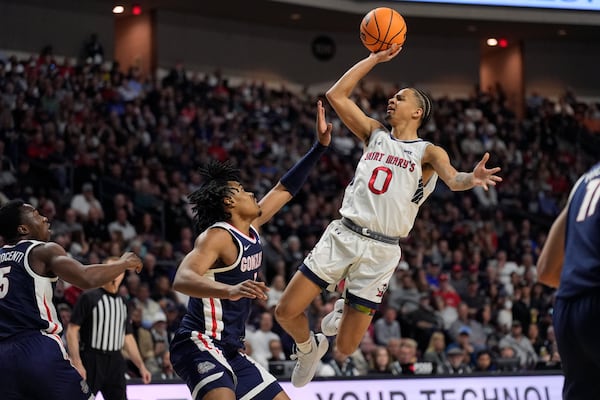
left=360, top=7, right=407, bottom=53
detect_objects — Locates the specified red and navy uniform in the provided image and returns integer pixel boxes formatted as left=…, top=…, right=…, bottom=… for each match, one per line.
left=554, top=162, right=600, bottom=400
left=170, top=222, right=282, bottom=400
left=0, top=240, right=92, bottom=399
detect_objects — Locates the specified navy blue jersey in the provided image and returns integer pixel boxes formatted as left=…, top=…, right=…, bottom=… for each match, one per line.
left=557, top=162, right=600, bottom=298
left=0, top=240, right=61, bottom=339
left=179, top=222, right=262, bottom=350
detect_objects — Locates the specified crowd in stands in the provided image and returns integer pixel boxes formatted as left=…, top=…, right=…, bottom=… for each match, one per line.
left=0, top=43, right=598, bottom=380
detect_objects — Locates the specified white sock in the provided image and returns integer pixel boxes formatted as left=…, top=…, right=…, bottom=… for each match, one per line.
left=297, top=337, right=313, bottom=354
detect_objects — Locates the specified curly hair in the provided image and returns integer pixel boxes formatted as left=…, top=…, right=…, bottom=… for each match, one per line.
left=0, top=199, right=25, bottom=244
left=188, top=160, right=241, bottom=233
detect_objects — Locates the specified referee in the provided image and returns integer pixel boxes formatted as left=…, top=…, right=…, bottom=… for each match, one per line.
left=67, top=257, right=151, bottom=400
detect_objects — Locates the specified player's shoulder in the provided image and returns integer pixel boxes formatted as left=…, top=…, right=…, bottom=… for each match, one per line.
left=422, top=143, right=448, bottom=161
left=195, top=224, right=235, bottom=249
left=27, top=241, right=64, bottom=257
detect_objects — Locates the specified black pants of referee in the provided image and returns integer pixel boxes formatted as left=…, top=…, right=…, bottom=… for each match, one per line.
left=554, top=294, right=600, bottom=400
left=81, top=349, right=127, bottom=400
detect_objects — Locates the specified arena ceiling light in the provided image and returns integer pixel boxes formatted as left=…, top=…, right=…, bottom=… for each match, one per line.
left=112, top=5, right=125, bottom=14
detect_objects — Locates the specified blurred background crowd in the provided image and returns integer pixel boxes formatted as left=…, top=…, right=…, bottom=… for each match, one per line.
left=0, top=40, right=598, bottom=380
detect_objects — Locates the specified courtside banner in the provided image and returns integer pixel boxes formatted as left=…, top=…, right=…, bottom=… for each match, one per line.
left=98, top=374, right=564, bottom=400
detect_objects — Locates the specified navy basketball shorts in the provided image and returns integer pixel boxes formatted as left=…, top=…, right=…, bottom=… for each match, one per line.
left=0, top=331, right=93, bottom=400
left=554, top=294, right=600, bottom=400
left=170, top=330, right=284, bottom=400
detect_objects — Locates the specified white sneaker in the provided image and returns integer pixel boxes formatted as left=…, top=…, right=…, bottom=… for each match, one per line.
left=290, top=332, right=329, bottom=387
left=321, top=298, right=344, bottom=336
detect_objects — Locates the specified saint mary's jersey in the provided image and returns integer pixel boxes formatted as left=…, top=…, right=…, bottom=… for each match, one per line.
left=557, top=162, right=600, bottom=299
left=0, top=240, right=61, bottom=339
left=340, top=128, right=438, bottom=238
left=179, top=222, right=262, bottom=350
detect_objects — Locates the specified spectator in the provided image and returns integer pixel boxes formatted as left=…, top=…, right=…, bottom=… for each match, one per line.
left=53, top=208, right=83, bottom=237
left=321, top=343, right=360, bottom=377
left=133, top=282, right=163, bottom=329
left=368, top=346, right=394, bottom=375
left=245, top=312, right=281, bottom=369
left=387, top=269, right=421, bottom=314
left=129, top=305, right=161, bottom=376
left=446, top=347, right=472, bottom=374
left=108, top=208, right=137, bottom=243
left=462, top=278, right=486, bottom=315
left=390, top=338, right=419, bottom=375
left=149, top=313, right=174, bottom=379
left=70, top=182, right=103, bottom=221
left=434, top=273, right=462, bottom=311
left=267, top=338, right=287, bottom=363
left=83, top=206, right=110, bottom=246
left=496, top=345, right=521, bottom=372
left=267, top=274, right=286, bottom=310
left=499, top=320, right=538, bottom=368
left=423, top=331, right=450, bottom=374
left=448, top=302, right=486, bottom=348
left=473, top=349, right=497, bottom=372
left=373, top=307, right=401, bottom=346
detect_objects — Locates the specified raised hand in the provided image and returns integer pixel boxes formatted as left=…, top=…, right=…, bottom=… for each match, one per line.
left=473, top=152, right=502, bottom=191
left=369, top=43, right=402, bottom=63
left=228, top=279, right=269, bottom=301
left=316, top=100, right=332, bottom=147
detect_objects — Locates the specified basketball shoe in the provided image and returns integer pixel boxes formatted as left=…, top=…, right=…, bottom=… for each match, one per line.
left=321, top=298, right=344, bottom=336
left=290, top=332, right=329, bottom=387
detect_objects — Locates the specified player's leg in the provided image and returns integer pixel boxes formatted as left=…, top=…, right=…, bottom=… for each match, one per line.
left=275, top=220, right=357, bottom=387
left=22, top=333, right=93, bottom=400
left=335, top=299, right=376, bottom=356
left=555, top=296, right=600, bottom=400
left=275, top=271, right=329, bottom=388
left=170, top=330, right=237, bottom=400
left=275, top=271, right=322, bottom=344
left=230, top=352, right=290, bottom=400
left=275, top=220, right=356, bottom=342
left=336, top=239, right=400, bottom=356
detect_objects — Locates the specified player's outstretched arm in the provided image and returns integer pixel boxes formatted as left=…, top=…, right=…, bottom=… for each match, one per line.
left=537, top=206, right=567, bottom=288
left=326, top=44, right=401, bottom=141
left=425, top=146, right=502, bottom=191
left=253, top=100, right=331, bottom=228
left=33, top=243, right=142, bottom=289
left=173, top=228, right=268, bottom=300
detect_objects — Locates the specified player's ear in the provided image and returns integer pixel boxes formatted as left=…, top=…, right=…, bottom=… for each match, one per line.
left=223, top=197, right=234, bottom=208
left=413, top=107, right=423, bottom=121
left=17, top=225, right=28, bottom=236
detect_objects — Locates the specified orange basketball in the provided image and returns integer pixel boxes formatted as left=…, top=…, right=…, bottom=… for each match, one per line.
left=360, top=7, right=407, bottom=53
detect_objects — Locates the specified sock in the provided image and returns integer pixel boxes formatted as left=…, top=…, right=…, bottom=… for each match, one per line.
left=297, top=336, right=313, bottom=354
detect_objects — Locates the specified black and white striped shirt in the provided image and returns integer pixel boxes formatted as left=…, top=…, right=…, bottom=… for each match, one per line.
left=71, top=288, right=132, bottom=352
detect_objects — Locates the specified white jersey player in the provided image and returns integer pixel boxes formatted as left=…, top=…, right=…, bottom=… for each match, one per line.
left=340, top=128, right=438, bottom=237
left=275, top=43, right=502, bottom=388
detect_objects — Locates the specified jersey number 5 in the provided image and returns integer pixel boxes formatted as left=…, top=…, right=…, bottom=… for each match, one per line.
left=0, top=266, right=11, bottom=299
left=368, top=166, right=393, bottom=194
left=576, top=179, right=600, bottom=222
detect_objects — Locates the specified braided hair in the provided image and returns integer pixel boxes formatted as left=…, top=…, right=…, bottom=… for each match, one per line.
left=412, top=88, right=433, bottom=129
left=188, top=160, right=240, bottom=233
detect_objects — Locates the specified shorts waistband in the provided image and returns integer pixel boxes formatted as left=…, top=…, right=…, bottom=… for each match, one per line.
left=340, top=218, right=400, bottom=245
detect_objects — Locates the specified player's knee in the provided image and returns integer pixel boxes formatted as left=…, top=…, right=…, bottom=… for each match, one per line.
left=274, top=301, right=293, bottom=323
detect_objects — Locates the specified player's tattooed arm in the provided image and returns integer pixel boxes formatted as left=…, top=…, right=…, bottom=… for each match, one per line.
left=425, top=146, right=501, bottom=192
